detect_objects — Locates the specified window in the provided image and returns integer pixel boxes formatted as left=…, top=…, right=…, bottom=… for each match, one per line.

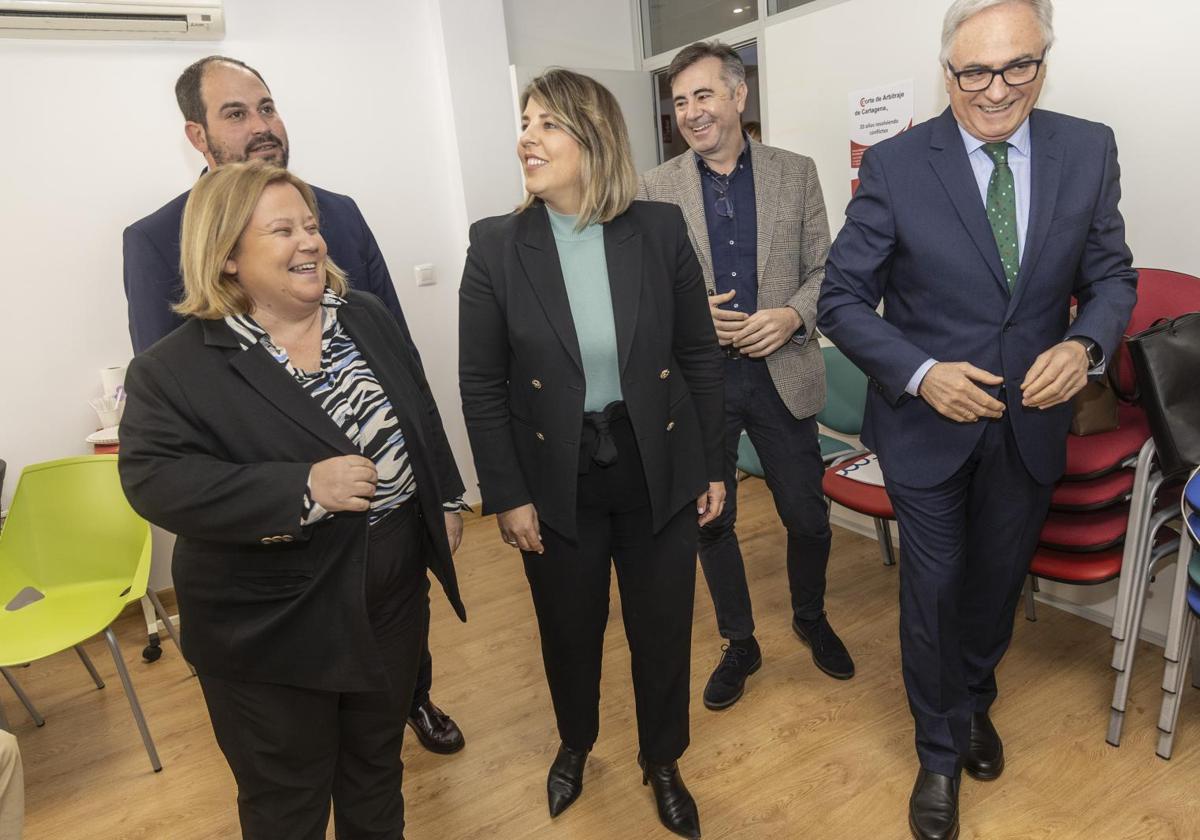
left=641, top=0, right=758, bottom=58
left=768, top=0, right=820, bottom=13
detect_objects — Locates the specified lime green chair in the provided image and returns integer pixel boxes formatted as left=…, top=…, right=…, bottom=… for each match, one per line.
left=0, top=456, right=167, bottom=771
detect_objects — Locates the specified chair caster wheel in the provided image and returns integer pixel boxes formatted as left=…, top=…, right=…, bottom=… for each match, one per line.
left=142, top=640, right=163, bottom=663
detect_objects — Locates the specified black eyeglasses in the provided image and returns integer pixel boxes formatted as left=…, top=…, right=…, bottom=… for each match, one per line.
left=705, top=171, right=735, bottom=219
left=946, top=54, right=1044, bottom=92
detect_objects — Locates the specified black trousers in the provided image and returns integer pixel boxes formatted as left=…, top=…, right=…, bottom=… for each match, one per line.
left=523, top=407, right=697, bottom=765
left=698, top=355, right=832, bottom=640
left=885, top=416, right=1053, bottom=777
left=412, top=634, right=432, bottom=711
left=198, top=503, right=430, bottom=840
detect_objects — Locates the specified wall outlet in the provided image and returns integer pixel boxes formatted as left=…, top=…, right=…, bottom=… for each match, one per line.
left=414, top=263, right=436, bottom=287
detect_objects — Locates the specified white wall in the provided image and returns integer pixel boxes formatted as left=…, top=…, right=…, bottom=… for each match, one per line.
left=0, top=0, right=525, bottom=585
left=503, top=0, right=638, bottom=71
left=762, top=0, right=1200, bottom=638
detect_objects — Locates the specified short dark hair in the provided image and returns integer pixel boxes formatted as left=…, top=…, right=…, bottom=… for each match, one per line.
left=665, top=41, right=746, bottom=93
left=175, top=55, right=270, bottom=126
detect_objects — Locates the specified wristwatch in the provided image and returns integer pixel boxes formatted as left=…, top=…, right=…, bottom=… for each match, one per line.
left=1067, top=336, right=1103, bottom=367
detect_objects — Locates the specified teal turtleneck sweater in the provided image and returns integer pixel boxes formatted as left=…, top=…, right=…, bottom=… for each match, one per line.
left=546, top=206, right=623, bottom=412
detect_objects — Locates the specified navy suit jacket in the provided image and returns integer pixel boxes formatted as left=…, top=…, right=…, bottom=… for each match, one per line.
left=123, top=180, right=411, bottom=354
left=818, top=108, right=1137, bottom=489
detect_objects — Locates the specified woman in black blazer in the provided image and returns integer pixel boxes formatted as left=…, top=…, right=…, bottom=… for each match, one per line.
left=459, top=70, right=724, bottom=839
left=118, top=161, right=466, bottom=840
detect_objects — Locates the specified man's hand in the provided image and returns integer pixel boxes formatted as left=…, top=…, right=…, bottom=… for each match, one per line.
left=918, top=362, right=1006, bottom=423
left=1021, top=341, right=1090, bottom=409
left=310, top=455, right=377, bottom=512
left=709, top=289, right=748, bottom=346
left=731, top=306, right=802, bottom=358
left=497, top=503, right=543, bottom=554
left=697, top=481, right=726, bottom=527
left=444, top=512, right=463, bottom=555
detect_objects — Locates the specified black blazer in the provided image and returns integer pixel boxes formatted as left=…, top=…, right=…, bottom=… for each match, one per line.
left=459, top=201, right=724, bottom=539
left=118, top=291, right=466, bottom=692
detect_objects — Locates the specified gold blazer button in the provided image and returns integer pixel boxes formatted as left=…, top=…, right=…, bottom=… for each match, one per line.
left=659, top=369, right=670, bottom=379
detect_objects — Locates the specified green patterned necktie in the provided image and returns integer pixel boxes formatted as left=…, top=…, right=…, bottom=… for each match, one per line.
left=983, top=141, right=1018, bottom=290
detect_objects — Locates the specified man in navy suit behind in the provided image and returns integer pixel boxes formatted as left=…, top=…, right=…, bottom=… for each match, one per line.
left=818, top=2, right=1136, bottom=837
left=123, top=55, right=468, bottom=758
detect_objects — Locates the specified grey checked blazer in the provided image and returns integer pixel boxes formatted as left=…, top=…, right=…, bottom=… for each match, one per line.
left=637, top=140, right=829, bottom=419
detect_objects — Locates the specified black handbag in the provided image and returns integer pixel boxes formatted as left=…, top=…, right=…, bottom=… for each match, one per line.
left=1125, top=312, right=1200, bottom=477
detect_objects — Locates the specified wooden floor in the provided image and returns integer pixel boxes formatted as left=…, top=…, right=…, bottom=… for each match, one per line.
left=10, top=478, right=1200, bottom=839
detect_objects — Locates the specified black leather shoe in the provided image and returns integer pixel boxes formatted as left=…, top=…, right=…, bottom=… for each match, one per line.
left=406, top=700, right=465, bottom=754
left=908, top=768, right=959, bottom=840
left=702, top=637, right=762, bottom=710
left=792, top=613, right=855, bottom=680
left=964, top=712, right=1004, bottom=781
left=638, top=753, right=701, bottom=839
left=547, top=743, right=589, bottom=818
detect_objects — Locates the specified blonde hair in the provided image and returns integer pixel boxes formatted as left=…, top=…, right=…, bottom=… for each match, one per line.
left=173, top=160, right=347, bottom=319
left=518, top=69, right=637, bottom=229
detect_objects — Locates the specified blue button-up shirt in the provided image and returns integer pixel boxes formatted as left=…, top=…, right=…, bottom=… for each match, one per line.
left=698, top=139, right=758, bottom=316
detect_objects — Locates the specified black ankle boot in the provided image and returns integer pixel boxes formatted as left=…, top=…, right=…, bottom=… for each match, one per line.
left=637, top=753, right=701, bottom=839
left=547, top=743, right=589, bottom=817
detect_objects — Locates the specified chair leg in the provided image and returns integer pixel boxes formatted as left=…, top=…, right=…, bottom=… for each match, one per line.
left=1157, top=613, right=1197, bottom=759
left=146, top=588, right=195, bottom=677
left=874, top=519, right=896, bottom=566
left=1109, top=538, right=1179, bottom=748
left=103, top=627, right=162, bottom=772
left=1192, top=627, right=1200, bottom=691
left=1024, top=576, right=1038, bottom=622
left=75, top=645, right=105, bottom=689
left=1111, top=441, right=1159, bottom=649
left=1111, top=487, right=1165, bottom=670
left=1108, top=564, right=1155, bottom=747
left=1159, top=539, right=1195, bottom=694
left=0, top=667, right=44, bottom=728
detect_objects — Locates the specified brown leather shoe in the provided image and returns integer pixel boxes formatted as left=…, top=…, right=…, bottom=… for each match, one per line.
left=407, top=700, right=465, bottom=754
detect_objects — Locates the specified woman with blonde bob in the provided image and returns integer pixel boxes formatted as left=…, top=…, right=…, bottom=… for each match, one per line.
left=119, top=160, right=468, bottom=840
left=459, top=69, right=724, bottom=838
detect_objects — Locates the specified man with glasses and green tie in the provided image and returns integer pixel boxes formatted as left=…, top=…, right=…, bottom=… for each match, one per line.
left=819, top=1, right=1136, bottom=837
left=639, top=41, right=855, bottom=716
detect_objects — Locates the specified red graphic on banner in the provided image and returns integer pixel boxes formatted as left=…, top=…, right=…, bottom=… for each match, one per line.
left=849, top=119, right=912, bottom=194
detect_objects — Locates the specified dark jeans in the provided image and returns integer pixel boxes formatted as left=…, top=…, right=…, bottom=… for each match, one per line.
left=698, top=356, right=832, bottom=640
left=522, top=407, right=697, bottom=765
left=198, top=503, right=429, bottom=840
left=885, top=416, right=1053, bottom=777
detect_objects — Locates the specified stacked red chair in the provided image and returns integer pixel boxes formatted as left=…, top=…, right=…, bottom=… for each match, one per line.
left=1023, top=268, right=1200, bottom=746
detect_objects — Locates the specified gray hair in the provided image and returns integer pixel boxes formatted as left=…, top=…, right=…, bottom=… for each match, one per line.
left=666, top=41, right=746, bottom=94
left=939, top=0, right=1055, bottom=66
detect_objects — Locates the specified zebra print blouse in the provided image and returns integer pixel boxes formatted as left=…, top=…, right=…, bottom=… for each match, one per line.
left=226, top=291, right=466, bottom=525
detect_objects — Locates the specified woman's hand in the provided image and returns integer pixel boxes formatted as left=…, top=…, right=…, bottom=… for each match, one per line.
left=697, top=481, right=726, bottom=527
left=309, top=455, right=377, bottom=512
left=444, top=512, right=464, bottom=555
left=497, top=503, right=544, bottom=554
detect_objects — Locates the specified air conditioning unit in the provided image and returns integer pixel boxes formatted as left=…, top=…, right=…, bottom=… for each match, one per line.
left=0, top=0, right=223, bottom=40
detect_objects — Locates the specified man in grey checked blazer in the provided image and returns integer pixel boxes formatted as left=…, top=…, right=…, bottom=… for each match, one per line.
left=638, top=41, right=855, bottom=712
